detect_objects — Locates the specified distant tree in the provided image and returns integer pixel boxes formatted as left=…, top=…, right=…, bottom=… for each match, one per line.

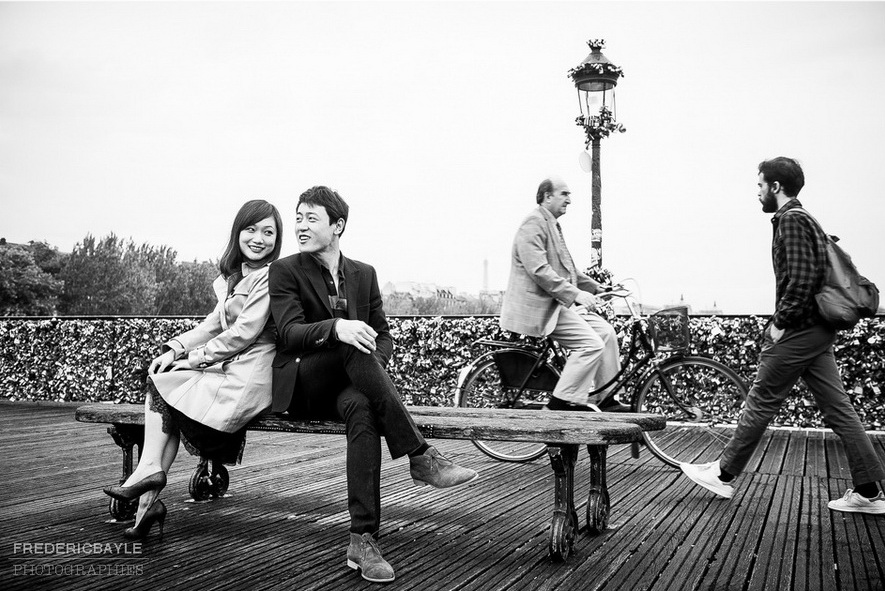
left=121, top=243, right=162, bottom=314
left=60, top=234, right=167, bottom=314
left=122, top=243, right=218, bottom=315
left=461, top=294, right=502, bottom=315
left=60, top=234, right=130, bottom=314
left=157, top=260, right=219, bottom=315
left=381, top=292, right=502, bottom=316
left=0, top=244, right=63, bottom=315
left=153, top=253, right=187, bottom=314
left=383, top=293, right=417, bottom=315
left=28, top=241, right=68, bottom=276
left=412, top=296, right=441, bottom=315
left=410, top=296, right=469, bottom=315
left=59, top=233, right=221, bottom=316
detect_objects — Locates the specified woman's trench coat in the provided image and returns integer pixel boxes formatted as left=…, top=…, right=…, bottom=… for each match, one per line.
left=149, top=265, right=274, bottom=433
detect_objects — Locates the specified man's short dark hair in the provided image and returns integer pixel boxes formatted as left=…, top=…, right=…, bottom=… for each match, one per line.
left=758, top=157, right=805, bottom=198
left=298, top=186, right=349, bottom=235
left=536, top=179, right=554, bottom=204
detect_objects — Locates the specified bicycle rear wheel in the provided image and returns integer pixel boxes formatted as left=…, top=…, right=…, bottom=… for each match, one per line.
left=458, top=351, right=556, bottom=462
left=636, top=356, right=748, bottom=468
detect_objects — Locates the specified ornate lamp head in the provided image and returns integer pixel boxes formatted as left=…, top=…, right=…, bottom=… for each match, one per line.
left=569, top=40, right=625, bottom=145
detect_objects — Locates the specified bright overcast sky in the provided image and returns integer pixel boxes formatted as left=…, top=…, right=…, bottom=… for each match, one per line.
left=2, top=1, right=884, bottom=314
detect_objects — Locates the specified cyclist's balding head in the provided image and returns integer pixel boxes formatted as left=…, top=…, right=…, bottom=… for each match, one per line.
left=537, top=176, right=571, bottom=218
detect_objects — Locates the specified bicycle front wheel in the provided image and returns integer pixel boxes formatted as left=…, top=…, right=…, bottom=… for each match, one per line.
left=636, top=356, right=748, bottom=468
left=458, top=351, right=556, bottom=463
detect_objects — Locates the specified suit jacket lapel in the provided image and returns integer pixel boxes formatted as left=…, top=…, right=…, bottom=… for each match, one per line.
left=540, top=211, right=564, bottom=265
left=343, top=255, right=361, bottom=320
left=540, top=208, right=577, bottom=282
left=300, top=255, right=334, bottom=316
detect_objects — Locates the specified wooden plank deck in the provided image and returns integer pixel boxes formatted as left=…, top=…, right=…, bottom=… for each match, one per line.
left=1, top=401, right=883, bottom=591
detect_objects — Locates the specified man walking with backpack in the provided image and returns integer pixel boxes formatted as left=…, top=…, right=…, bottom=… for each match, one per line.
left=680, top=157, right=885, bottom=514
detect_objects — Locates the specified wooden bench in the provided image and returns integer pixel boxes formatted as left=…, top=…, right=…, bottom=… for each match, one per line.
left=75, top=403, right=664, bottom=561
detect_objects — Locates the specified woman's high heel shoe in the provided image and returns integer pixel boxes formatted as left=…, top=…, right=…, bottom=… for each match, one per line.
left=123, top=500, right=167, bottom=540
left=103, top=471, right=166, bottom=501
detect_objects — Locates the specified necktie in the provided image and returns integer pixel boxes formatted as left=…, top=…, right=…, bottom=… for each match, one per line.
left=556, top=223, right=578, bottom=284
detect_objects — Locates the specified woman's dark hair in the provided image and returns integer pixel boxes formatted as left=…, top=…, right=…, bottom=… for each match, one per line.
left=758, top=157, right=805, bottom=198
left=219, top=199, right=283, bottom=278
left=297, top=186, right=349, bottom=236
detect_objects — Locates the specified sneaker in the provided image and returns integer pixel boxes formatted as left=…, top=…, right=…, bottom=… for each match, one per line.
left=347, top=533, right=395, bottom=583
left=680, top=460, right=734, bottom=499
left=409, top=446, right=478, bottom=488
left=827, top=489, right=885, bottom=515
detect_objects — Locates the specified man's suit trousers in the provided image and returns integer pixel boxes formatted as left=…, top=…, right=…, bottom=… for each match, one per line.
left=286, top=344, right=425, bottom=534
left=548, top=305, right=621, bottom=405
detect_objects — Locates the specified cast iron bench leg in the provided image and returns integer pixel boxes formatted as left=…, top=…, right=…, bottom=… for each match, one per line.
left=189, top=458, right=230, bottom=501
left=547, top=444, right=579, bottom=561
left=585, top=444, right=610, bottom=534
left=106, top=424, right=144, bottom=521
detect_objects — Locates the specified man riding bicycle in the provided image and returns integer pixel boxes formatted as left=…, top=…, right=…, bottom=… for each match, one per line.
left=500, top=176, right=629, bottom=412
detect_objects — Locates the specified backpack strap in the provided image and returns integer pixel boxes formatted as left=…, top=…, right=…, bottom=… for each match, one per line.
left=783, top=206, right=834, bottom=246
left=784, top=205, right=819, bottom=229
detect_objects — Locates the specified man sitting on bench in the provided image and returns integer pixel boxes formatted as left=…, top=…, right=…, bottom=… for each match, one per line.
left=269, top=186, right=477, bottom=584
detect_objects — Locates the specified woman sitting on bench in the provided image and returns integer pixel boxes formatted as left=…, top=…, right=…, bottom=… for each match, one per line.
left=102, top=199, right=283, bottom=539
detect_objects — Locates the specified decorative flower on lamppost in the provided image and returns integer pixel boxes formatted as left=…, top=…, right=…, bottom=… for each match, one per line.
left=568, top=39, right=625, bottom=268
left=574, top=107, right=625, bottom=144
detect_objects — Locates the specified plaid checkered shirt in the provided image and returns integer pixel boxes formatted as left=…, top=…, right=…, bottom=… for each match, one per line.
left=770, top=199, right=827, bottom=329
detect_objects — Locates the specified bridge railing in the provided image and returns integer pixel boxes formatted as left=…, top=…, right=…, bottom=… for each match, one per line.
left=1, top=315, right=882, bottom=430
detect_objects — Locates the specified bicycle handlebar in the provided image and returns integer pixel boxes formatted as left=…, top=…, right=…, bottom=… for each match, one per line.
left=590, top=283, right=643, bottom=319
left=596, top=285, right=632, bottom=301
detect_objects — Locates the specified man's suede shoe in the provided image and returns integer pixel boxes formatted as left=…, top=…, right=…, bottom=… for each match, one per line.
left=347, top=533, right=395, bottom=583
left=409, top=446, right=478, bottom=488
left=827, top=489, right=885, bottom=515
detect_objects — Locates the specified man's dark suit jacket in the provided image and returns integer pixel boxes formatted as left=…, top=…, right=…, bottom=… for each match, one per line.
left=268, top=252, right=393, bottom=413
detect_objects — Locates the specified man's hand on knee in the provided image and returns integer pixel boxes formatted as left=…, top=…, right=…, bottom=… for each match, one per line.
left=335, top=320, right=378, bottom=354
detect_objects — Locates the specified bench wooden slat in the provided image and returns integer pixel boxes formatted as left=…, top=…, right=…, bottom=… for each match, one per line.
left=75, top=403, right=658, bottom=445
left=409, top=406, right=665, bottom=431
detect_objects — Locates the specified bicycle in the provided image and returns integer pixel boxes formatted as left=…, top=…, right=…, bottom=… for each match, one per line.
left=453, top=285, right=749, bottom=468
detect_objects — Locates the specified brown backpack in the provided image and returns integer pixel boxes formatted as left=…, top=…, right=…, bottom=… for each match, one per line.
left=796, top=208, right=880, bottom=329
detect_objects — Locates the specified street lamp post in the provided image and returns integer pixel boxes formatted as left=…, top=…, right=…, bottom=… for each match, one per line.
left=569, top=39, right=625, bottom=269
